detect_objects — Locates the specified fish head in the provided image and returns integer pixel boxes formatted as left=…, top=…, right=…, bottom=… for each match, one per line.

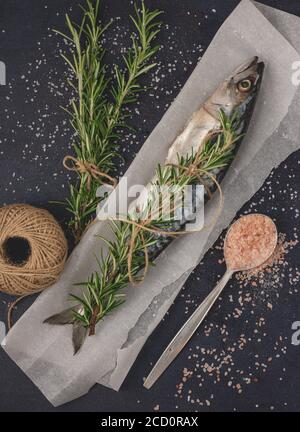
left=205, top=56, right=264, bottom=123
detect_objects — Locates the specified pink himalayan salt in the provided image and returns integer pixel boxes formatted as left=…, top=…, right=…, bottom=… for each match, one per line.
left=224, top=214, right=277, bottom=271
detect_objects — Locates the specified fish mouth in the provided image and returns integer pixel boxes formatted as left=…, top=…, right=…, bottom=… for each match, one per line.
left=256, top=59, right=265, bottom=77
left=232, top=56, right=264, bottom=83
left=248, top=56, right=265, bottom=76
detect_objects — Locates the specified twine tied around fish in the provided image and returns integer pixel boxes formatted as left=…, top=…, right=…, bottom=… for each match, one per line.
left=115, top=165, right=224, bottom=286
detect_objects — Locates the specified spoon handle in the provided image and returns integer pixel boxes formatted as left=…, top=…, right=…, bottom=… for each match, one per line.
left=144, top=269, right=234, bottom=390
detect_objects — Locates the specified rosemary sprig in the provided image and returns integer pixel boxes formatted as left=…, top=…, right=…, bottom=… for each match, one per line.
left=58, top=1, right=162, bottom=241
left=72, top=110, right=241, bottom=335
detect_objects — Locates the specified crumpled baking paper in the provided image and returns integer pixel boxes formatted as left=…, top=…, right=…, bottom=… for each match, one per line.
left=2, top=0, right=300, bottom=406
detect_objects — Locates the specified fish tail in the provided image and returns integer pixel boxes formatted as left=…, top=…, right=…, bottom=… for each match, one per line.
left=43, top=306, right=77, bottom=325
left=72, top=321, right=88, bottom=355
left=44, top=305, right=87, bottom=354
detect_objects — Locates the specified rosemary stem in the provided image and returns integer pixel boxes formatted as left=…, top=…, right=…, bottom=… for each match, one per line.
left=58, top=1, right=162, bottom=241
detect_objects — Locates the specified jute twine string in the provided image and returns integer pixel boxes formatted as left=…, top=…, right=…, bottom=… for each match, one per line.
left=0, top=204, right=68, bottom=328
left=63, top=156, right=118, bottom=190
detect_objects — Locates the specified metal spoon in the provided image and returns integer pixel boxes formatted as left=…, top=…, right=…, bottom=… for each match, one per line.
left=144, top=214, right=278, bottom=389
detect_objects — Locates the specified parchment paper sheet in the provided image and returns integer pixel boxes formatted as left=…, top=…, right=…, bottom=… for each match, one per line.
left=2, top=0, right=300, bottom=406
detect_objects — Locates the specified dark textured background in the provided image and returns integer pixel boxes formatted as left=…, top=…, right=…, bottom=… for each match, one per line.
left=1, top=0, right=300, bottom=412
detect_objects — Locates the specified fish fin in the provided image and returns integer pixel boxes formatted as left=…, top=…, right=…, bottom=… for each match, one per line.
left=72, top=321, right=88, bottom=355
left=43, top=306, right=76, bottom=325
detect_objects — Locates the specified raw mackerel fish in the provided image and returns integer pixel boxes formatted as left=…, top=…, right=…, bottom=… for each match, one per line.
left=45, top=57, right=264, bottom=353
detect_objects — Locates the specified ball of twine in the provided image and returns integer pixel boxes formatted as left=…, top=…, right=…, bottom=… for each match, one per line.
left=0, top=204, right=68, bottom=296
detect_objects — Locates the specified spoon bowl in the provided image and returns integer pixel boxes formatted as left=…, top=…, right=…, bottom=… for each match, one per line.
left=224, top=213, right=278, bottom=272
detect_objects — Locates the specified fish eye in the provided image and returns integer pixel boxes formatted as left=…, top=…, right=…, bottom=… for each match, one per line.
left=238, top=79, right=253, bottom=93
